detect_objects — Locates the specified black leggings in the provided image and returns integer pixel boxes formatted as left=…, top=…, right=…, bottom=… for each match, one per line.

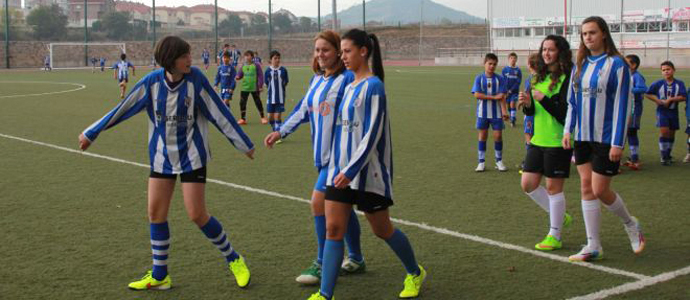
left=239, top=91, right=264, bottom=119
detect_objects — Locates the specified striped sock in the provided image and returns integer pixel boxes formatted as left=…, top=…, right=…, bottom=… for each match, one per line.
left=478, top=141, right=486, bottom=163
left=200, top=216, right=239, bottom=263
left=150, top=222, right=170, bottom=280
left=495, top=141, right=503, bottom=162
left=275, top=120, right=282, bottom=132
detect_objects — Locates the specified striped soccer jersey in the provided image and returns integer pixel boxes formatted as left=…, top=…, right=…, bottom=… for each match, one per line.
left=327, top=76, right=393, bottom=199
left=265, top=66, right=289, bottom=105
left=646, top=78, right=687, bottom=114
left=113, top=60, right=133, bottom=80
left=202, top=50, right=210, bottom=61
left=630, top=71, right=647, bottom=118
left=279, top=71, right=354, bottom=168
left=83, top=67, right=253, bottom=174
left=564, top=54, right=631, bottom=148
left=471, top=73, right=507, bottom=119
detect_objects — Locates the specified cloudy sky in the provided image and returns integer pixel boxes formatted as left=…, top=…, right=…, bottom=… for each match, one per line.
left=116, top=0, right=486, bottom=19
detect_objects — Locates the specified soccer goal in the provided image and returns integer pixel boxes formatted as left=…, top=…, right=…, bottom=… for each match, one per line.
left=48, top=42, right=126, bottom=69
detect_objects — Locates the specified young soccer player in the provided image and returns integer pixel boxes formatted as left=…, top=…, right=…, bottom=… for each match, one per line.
left=306, top=28, right=426, bottom=300
left=264, top=50, right=289, bottom=132
left=519, top=53, right=541, bottom=173
left=563, top=16, right=645, bottom=262
left=214, top=52, right=236, bottom=108
left=78, top=35, right=254, bottom=291
left=202, top=48, right=211, bottom=71
left=645, top=61, right=687, bottom=165
left=43, top=55, right=51, bottom=71
left=230, top=44, right=241, bottom=70
left=217, top=44, right=230, bottom=66
left=253, top=51, right=262, bottom=65
left=264, top=30, right=365, bottom=285
left=235, top=50, right=267, bottom=125
left=519, top=35, right=574, bottom=251
left=112, top=53, right=135, bottom=99
left=623, top=54, right=647, bottom=169
left=472, top=53, right=509, bottom=172
left=502, top=52, right=522, bottom=127
left=100, top=57, right=107, bottom=72
left=91, top=57, right=98, bottom=73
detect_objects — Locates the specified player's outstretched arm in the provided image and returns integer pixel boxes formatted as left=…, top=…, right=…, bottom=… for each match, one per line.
left=78, top=133, right=91, bottom=151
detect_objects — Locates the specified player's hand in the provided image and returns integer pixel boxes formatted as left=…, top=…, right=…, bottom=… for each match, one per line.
left=502, top=114, right=509, bottom=121
left=264, top=132, right=281, bottom=149
left=78, top=133, right=91, bottom=151
left=609, top=146, right=623, bottom=162
left=245, top=148, right=255, bottom=160
left=518, top=91, right=530, bottom=107
left=532, top=90, right=545, bottom=101
left=223, top=99, right=230, bottom=106
left=334, top=173, right=351, bottom=189
left=562, top=133, right=572, bottom=149
left=235, top=76, right=240, bottom=81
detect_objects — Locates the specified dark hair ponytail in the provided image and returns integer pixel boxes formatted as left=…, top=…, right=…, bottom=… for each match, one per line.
left=342, top=29, right=385, bottom=82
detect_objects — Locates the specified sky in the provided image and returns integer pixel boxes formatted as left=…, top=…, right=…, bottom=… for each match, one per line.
left=111, top=0, right=486, bottom=19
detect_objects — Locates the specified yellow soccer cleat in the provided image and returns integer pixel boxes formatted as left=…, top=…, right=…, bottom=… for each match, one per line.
left=307, top=290, right=333, bottom=300
left=399, top=265, right=426, bottom=299
left=229, top=255, right=251, bottom=288
left=127, top=270, right=171, bottom=290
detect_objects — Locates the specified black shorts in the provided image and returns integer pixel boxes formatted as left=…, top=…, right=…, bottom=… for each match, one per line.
left=523, top=145, right=573, bottom=178
left=573, top=142, right=619, bottom=177
left=325, top=186, right=393, bottom=213
left=149, top=167, right=207, bottom=183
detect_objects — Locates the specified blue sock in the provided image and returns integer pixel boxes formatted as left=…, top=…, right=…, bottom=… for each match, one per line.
left=275, top=120, right=282, bottom=132
left=314, top=215, right=326, bottom=265
left=385, top=229, right=420, bottom=275
left=478, top=141, right=486, bottom=163
left=495, top=141, right=503, bottom=162
left=659, top=137, right=667, bottom=159
left=320, top=239, right=344, bottom=299
left=525, top=143, right=529, bottom=151
left=510, top=109, right=516, bottom=122
left=669, top=137, right=675, bottom=158
left=200, top=216, right=239, bottom=262
left=629, top=133, right=639, bottom=161
left=269, top=120, right=275, bottom=130
left=150, top=222, right=170, bottom=280
left=344, top=210, right=363, bottom=262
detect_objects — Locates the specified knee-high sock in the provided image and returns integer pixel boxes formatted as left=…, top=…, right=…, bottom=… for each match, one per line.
left=384, top=229, right=420, bottom=275
left=526, top=186, right=550, bottom=213
left=478, top=141, right=486, bottom=163
left=314, top=215, right=326, bottom=265
left=581, top=199, right=602, bottom=249
left=320, top=239, right=344, bottom=299
left=604, top=193, right=633, bottom=226
left=200, top=216, right=239, bottom=262
left=344, top=210, right=363, bottom=262
left=495, top=141, right=503, bottom=162
left=548, top=193, right=566, bottom=239
left=150, top=222, right=170, bottom=280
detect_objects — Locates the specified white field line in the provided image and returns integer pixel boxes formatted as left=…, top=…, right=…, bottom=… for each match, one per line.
left=0, top=81, right=86, bottom=99
left=567, top=265, right=690, bottom=300
left=1, top=132, right=649, bottom=282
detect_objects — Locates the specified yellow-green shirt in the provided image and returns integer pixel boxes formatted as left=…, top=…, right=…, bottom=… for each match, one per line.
left=530, top=74, right=567, bottom=147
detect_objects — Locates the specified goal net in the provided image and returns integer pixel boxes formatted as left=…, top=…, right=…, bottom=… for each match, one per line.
left=49, top=43, right=126, bottom=69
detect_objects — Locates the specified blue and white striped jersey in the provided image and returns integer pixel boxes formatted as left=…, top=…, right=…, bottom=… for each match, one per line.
left=564, top=54, right=631, bottom=148
left=327, top=76, right=393, bottom=199
left=279, top=71, right=354, bottom=168
left=82, top=67, right=254, bottom=174
left=631, top=71, right=647, bottom=117
left=471, top=73, right=507, bottom=119
left=265, top=66, right=289, bottom=105
left=113, top=60, right=134, bottom=80
left=646, top=78, right=687, bottom=113
left=501, top=66, right=522, bottom=93
left=202, top=50, right=210, bottom=61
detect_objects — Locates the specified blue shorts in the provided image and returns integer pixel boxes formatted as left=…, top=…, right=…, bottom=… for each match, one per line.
left=506, top=93, right=518, bottom=104
left=314, top=167, right=328, bottom=193
left=524, top=115, right=534, bottom=135
left=656, top=111, right=679, bottom=130
left=266, top=103, right=285, bottom=113
left=220, top=89, right=233, bottom=100
left=476, top=117, right=504, bottom=130
left=628, top=113, right=642, bottom=130
left=203, top=59, right=209, bottom=65
left=118, top=76, right=128, bottom=83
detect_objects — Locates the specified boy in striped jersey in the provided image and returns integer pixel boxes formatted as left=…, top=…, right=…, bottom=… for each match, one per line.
left=502, top=52, right=522, bottom=127
left=79, top=36, right=254, bottom=291
left=472, top=53, right=509, bottom=172
left=623, top=54, right=646, bottom=169
left=214, top=52, right=236, bottom=108
left=264, top=50, right=289, bottom=132
left=202, top=48, right=210, bottom=72
left=112, top=53, right=136, bottom=99
left=645, top=61, right=687, bottom=165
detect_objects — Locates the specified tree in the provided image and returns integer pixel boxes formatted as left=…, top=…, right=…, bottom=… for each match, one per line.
left=100, top=11, right=132, bottom=40
left=272, top=14, right=292, bottom=33
left=298, top=16, right=313, bottom=33
left=248, top=14, right=267, bottom=35
left=218, top=14, right=242, bottom=36
left=26, top=4, right=68, bottom=40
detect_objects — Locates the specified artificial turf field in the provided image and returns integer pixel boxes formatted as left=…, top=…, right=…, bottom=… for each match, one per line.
left=0, top=65, right=689, bottom=299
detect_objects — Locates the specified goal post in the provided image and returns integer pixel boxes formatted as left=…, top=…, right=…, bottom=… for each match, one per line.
left=49, top=43, right=126, bottom=69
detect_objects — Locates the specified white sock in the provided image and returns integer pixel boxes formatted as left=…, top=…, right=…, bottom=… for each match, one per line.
left=604, top=193, right=633, bottom=226
left=548, top=193, right=566, bottom=239
left=526, top=186, right=550, bottom=213
left=581, top=199, right=602, bottom=249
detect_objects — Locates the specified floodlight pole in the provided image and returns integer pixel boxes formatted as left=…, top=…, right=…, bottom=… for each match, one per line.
left=153, top=0, right=157, bottom=50
left=268, top=0, right=272, bottom=53
left=84, top=0, right=88, bottom=66
left=4, top=0, right=9, bottom=68
left=362, top=0, right=365, bottom=30
left=667, top=0, right=671, bottom=60
left=418, top=0, right=422, bottom=66
left=332, top=0, right=337, bottom=31
left=214, top=0, right=217, bottom=63
left=317, top=0, right=321, bottom=32
left=620, top=0, right=623, bottom=51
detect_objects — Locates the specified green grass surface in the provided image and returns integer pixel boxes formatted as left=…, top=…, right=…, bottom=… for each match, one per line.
left=0, top=65, right=688, bottom=299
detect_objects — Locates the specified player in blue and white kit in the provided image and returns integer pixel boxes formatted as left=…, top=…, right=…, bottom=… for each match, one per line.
left=563, top=16, right=645, bottom=262
left=217, top=44, right=229, bottom=66
left=112, top=53, right=136, bottom=99
left=502, top=52, right=522, bottom=127
left=214, top=52, right=236, bottom=108
left=230, top=44, right=241, bottom=70
left=43, top=55, right=51, bottom=71
left=90, top=57, right=98, bottom=73
left=264, top=30, right=365, bottom=286
left=472, top=53, right=509, bottom=172
left=645, top=61, right=687, bottom=165
left=202, top=48, right=210, bottom=72
left=253, top=51, right=262, bottom=65
left=306, top=29, right=425, bottom=300
left=264, top=50, right=289, bottom=132
left=78, top=36, right=254, bottom=291
left=623, top=54, right=646, bottom=170
left=99, top=57, right=107, bottom=72
left=518, top=53, right=541, bottom=173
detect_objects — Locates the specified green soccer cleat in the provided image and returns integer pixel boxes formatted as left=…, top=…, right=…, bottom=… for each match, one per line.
left=127, top=270, right=172, bottom=290
left=228, top=255, right=251, bottom=288
left=307, top=290, right=333, bottom=300
left=535, top=235, right=562, bottom=251
left=296, top=261, right=321, bottom=285
left=340, top=257, right=366, bottom=275
left=563, top=212, right=573, bottom=228
left=399, top=265, right=427, bottom=299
